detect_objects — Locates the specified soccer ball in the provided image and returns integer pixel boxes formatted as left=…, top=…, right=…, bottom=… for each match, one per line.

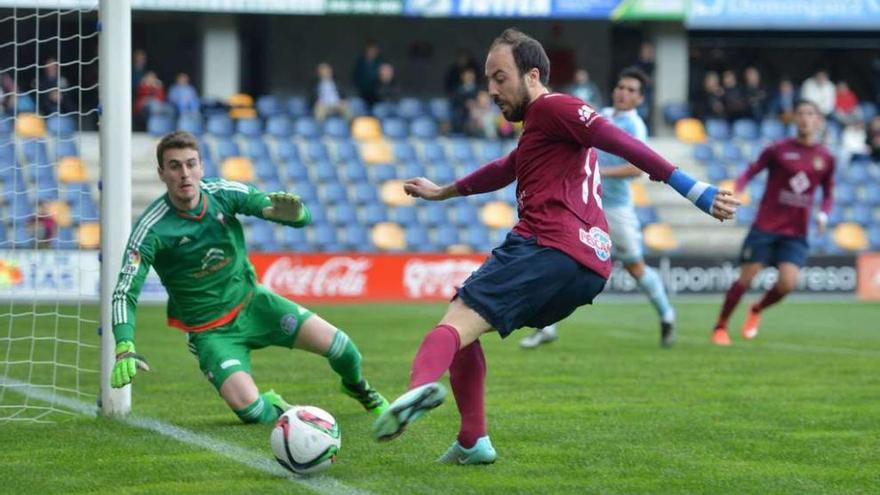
left=270, top=405, right=341, bottom=475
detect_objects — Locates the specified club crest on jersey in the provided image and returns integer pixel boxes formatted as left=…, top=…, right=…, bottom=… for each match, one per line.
left=579, top=227, right=612, bottom=261
left=813, top=156, right=824, bottom=170
left=280, top=314, right=299, bottom=335
left=122, top=249, right=141, bottom=274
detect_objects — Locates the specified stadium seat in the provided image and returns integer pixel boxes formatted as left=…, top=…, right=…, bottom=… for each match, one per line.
left=371, top=164, right=397, bottom=182
left=392, top=206, right=418, bottom=226
left=333, top=140, right=359, bottom=162
left=832, top=223, right=868, bottom=251
left=760, top=119, right=786, bottom=141
left=452, top=203, right=479, bottom=226
left=215, top=138, right=240, bottom=160
left=362, top=203, right=387, bottom=225
left=382, top=118, right=408, bottom=139
left=46, top=115, right=75, bottom=137
left=629, top=181, right=651, bottom=207
left=0, top=113, right=14, bottom=136
left=323, top=117, right=350, bottom=139
left=403, top=162, right=425, bottom=178
left=635, top=206, right=658, bottom=226
left=236, top=118, right=262, bottom=138
left=147, top=114, right=175, bottom=136
left=706, top=161, right=727, bottom=182
left=206, top=115, right=234, bottom=136
left=284, top=159, right=309, bottom=183
left=434, top=224, right=460, bottom=248
left=674, top=118, right=706, bottom=144
left=313, top=161, right=338, bottom=184
left=266, top=115, right=293, bottom=138
left=227, top=93, right=255, bottom=119
left=58, top=157, right=87, bottom=183
left=693, top=143, right=714, bottom=162
left=305, top=141, right=330, bottom=162
left=360, top=140, right=394, bottom=165
left=721, top=142, right=743, bottom=162
left=249, top=222, right=278, bottom=251
left=662, top=103, right=689, bottom=124
left=421, top=203, right=447, bottom=226
left=450, top=139, right=475, bottom=163
left=849, top=204, right=872, bottom=225
left=381, top=179, right=415, bottom=206
left=15, top=113, right=45, bottom=138
left=372, top=102, right=397, bottom=119
left=644, top=223, right=678, bottom=252
left=56, top=226, right=76, bottom=249
left=705, top=119, right=730, bottom=141
left=352, top=116, right=382, bottom=141
left=476, top=141, right=503, bottom=162
left=221, top=157, right=255, bottom=183
left=393, top=141, right=417, bottom=162
left=397, top=97, right=424, bottom=120
left=245, top=138, right=271, bottom=161
left=332, top=203, right=358, bottom=226
left=277, top=140, right=300, bottom=162
left=480, top=201, right=515, bottom=229
left=410, top=116, right=438, bottom=139
left=287, top=96, right=309, bottom=119
left=462, top=224, right=490, bottom=250
left=428, top=98, right=451, bottom=123
left=343, top=224, right=371, bottom=251
left=371, top=222, right=406, bottom=251
left=281, top=227, right=307, bottom=250
left=178, top=113, right=204, bottom=135
left=859, top=102, right=877, bottom=122
left=254, top=159, right=280, bottom=182
left=732, top=119, right=759, bottom=141
left=421, top=141, right=447, bottom=162
left=294, top=117, right=321, bottom=139
left=77, top=222, right=100, bottom=249
left=341, top=160, right=368, bottom=182
left=867, top=225, right=880, bottom=250
left=405, top=225, right=431, bottom=251
left=352, top=183, right=379, bottom=204
left=321, top=183, right=348, bottom=204
left=348, top=97, right=368, bottom=118
left=256, top=95, right=283, bottom=119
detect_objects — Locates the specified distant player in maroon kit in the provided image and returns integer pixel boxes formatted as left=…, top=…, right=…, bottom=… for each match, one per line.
left=712, top=100, right=834, bottom=346
left=372, top=28, right=739, bottom=463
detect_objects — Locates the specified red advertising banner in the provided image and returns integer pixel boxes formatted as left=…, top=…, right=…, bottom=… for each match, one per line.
left=250, top=253, right=487, bottom=302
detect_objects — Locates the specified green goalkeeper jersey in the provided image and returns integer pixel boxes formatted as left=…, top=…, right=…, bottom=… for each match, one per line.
left=111, top=178, right=311, bottom=343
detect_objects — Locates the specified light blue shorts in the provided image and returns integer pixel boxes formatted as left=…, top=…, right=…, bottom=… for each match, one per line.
left=605, top=206, right=644, bottom=264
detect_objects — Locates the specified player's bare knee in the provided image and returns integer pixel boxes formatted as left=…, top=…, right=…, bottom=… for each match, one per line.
left=220, top=371, right=260, bottom=410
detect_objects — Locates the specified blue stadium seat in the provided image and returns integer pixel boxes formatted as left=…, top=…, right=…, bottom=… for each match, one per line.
left=428, top=162, right=456, bottom=184
left=488, top=228, right=507, bottom=247
left=311, top=224, right=338, bottom=248
left=266, top=115, right=293, bottom=138
left=246, top=138, right=271, bottom=160
left=348, top=97, right=368, bottom=118
left=362, top=203, right=387, bottom=225
left=844, top=164, right=870, bottom=185
left=215, top=138, right=240, bottom=160
left=294, top=117, right=321, bottom=139
left=422, top=203, right=447, bottom=226
left=497, top=184, right=518, bottom=205
left=705, top=118, right=730, bottom=141
left=203, top=158, right=218, bottom=178
left=662, top=103, right=689, bottom=124
left=706, top=161, right=729, bottom=183
left=305, top=141, right=330, bottom=162
left=206, top=115, right=234, bottom=137
left=0, top=222, right=7, bottom=247
left=236, top=118, right=262, bottom=138
left=55, top=226, right=75, bottom=249
left=434, top=224, right=459, bottom=248
left=450, top=139, right=475, bottom=163
left=256, top=95, right=283, bottom=119
left=147, top=114, right=175, bottom=136
left=828, top=207, right=844, bottom=227
left=344, top=224, right=371, bottom=250
left=313, top=161, right=338, bottom=183
left=254, top=159, right=279, bottom=182
left=177, top=113, right=204, bottom=135
left=476, top=141, right=503, bottom=162
left=452, top=203, right=479, bottom=226
left=635, top=207, right=658, bottom=226
left=23, top=140, right=49, bottom=166
left=405, top=225, right=431, bottom=251
left=370, top=164, right=397, bottom=182
left=352, top=183, right=378, bottom=204
left=760, top=119, right=785, bottom=141
left=859, top=102, right=877, bottom=122
left=463, top=225, right=490, bottom=250
left=693, top=143, right=714, bottom=162
left=864, top=183, right=880, bottom=206
left=281, top=227, right=308, bottom=249
left=277, top=140, right=300, bottom=162
left=262, top=178, right=284, bottom=193
left=321, top=183, right=348, bottom=204
left=422, top=141, right=447, bottom=162
left=403, top=162, right=425, bottom=178
left=849, top=205, right=872, bottom=225
left=868, top=225, right=880, bottom=250
left=397, top=97, right=424, bottom=120
left=284, top=159, right=309, bottom=182
left=721, top=142, right=743, bottom=162
left=324, top=117, right=350, bottom=138
left=46, top=115, right=76, bottom=137
left=342, top=160, right=368, bottom=182
left=736, top=205, right=756, bottom=225
left=382, top=118, right=408, bottom=139
left=249, top=222, right=278, bottom=252
left=410, top=117, right=438, bottom=139
left=332, top=203, right=358, bottom=225
left=834, top=183, right=855, bottom=207
left=393, top=141, right=417, bottom=162
left=334, top=140, right=359, bottom=162
left=429, top=98, right=451, bottom=122
left=372, top=102, right=397, bottom=119
left=392, top=206, right=418, bottom=227
left=305, top=202, right=326, bottom=223
left=287, top=96, right=309, bottom=119
left=732, top=119, right=759, bottom=141
left=0, top=113, right=13, bottom=136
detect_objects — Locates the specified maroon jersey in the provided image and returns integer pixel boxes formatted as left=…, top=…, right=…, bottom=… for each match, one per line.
left=736, top=138, right=835, bottom=237
left=456, top=93, right=676, bottom=279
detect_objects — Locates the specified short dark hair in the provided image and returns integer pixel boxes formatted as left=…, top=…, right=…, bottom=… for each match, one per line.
left=618, top=67, right=650, bottom=95
left=490, top=28, right=550, bottom=85
left=156, top=130, right=200, bottom=168
left=794, top=98, right=821, bottom=114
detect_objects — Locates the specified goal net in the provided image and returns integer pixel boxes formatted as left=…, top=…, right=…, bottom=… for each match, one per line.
left=0, top=1, right=103, bottom=422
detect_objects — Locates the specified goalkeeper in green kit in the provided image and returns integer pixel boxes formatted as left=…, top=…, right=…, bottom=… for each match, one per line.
left=110, top=131, right=388, bottom=424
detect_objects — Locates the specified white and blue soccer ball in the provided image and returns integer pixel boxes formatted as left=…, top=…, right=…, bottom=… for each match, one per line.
left=271, top=405, right=341, bottom=475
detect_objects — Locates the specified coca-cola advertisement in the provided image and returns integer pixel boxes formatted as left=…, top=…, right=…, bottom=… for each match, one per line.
left=250, top=253, right=488, bottom=302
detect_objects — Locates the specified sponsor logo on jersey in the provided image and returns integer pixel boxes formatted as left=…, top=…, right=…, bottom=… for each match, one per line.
left=193, top=247, right=230, bottom=278
left=783, top=152, right=801, bottom=160
left=789, top=171, right=810, bottom=194
left=579, top=226, right=612, bottom=262
left=122, top=249, right=141, bottom=274
left=280, top=313, right=299, bottom=335
left=577, top=104, right=599, bottom=129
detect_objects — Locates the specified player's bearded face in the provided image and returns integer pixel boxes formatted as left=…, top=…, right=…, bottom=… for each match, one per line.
left=486, top=46, right=531, bottom=122
left=497, top=78, right=531, bottom=122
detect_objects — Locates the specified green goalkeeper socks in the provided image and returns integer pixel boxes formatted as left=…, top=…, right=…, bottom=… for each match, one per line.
left=324, top=330, right=362, bottom=387
left=234, top=393, right=282, bottom=424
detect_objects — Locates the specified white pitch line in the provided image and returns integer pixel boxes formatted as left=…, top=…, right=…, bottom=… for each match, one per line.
left=605, top=331, right=880, bottom=358
left=0, top=377, right=372, bottom=495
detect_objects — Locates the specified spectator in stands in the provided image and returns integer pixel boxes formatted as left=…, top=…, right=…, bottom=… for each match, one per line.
left=134, top=70, right=166, bottom=124
left=167, top=72, right=200, bottom=115
left=721, top=69, right=748, bottom=122
left=466, top=90, right=500, bottom=139
left=31, top=200, right=56, bottom=249
left=801, top=69, right=835, bottom=118
left=695, top=71, right=725, bottom=120
left=374, top=63, right=400, bottom=105
left=833, top=80, right=861, bottom=125
left=352, top=40, right=384, bottom=108
left=841, top=119, right=868, bottom=163
left=866, top=116, right=880, bottom=161
left=1, top=73, right=36, bottom=113
left=40, top=88, right=75, bottom=116
left=565, top=69, right=602, bottom=109
left=132, top=49, right=148, bottom=95
left=769, top=78, right=798, bottom=124
left=35, top=57, right=68, bottom=91
left=311, top=62, right=349, bottom=121
left=743, top=66, right=767, bottom=121
left=445, top=49, right=481, bottom=95
left=451, top=68, right=479, bottom=134
left=633, top=41, right=656, bottom=121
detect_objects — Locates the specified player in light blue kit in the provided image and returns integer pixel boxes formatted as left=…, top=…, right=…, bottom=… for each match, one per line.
left=520, top=68, right=676, bottom=348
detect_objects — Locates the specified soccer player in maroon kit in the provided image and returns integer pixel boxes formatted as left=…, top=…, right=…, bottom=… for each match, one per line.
left=711, top=100, right=835, bottom=346
left=372, top=28, right=739, bottom=463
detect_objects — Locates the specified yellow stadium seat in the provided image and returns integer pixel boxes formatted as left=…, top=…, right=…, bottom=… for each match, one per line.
left=16, top=113, right=46, bottom=138
left=78, top=222, right=100, bottom=249
left=221, top=157, right=255, bottom=183
left=447, top=244, right=474, bottom=254
left=58, top=157, right=87, bottom=183
left=832, top=223, right=868, bottom=251
left=47, top=200, right=72, bottom=228
left=361, top=140, right=393, bottom=164
left=480, top=201, right=516, bottom=229
left=644, top=223, right=678, bottom=252
left=229, top=107, right=257, bottom=119
left=380, top=180, right=415, bottom=206
left=629, top=181, right=651, bottom=207
left=227, top=93, right=254, bottom=108
left=371, top=222, right=406, bottom=251
left=675, top=118, right=706, bottom=144
left=352, top=116, right=382, bottom=141
left=718, top=179, right=749, bottom=205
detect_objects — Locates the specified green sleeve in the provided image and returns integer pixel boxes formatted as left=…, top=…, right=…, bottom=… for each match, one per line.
left=211, top=178, right=312, bottom=228
left=111, top=228, right=159, bottom=344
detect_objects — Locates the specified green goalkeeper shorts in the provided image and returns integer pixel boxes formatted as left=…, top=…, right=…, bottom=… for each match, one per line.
left=186, top=285, right=314, bottom=391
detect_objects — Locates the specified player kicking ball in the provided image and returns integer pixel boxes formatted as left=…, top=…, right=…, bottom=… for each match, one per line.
left=520, top=67, right=676, bottom=349
left=711, top=100, right=835, bottom=345
left=373, top=29, right=738, bottom=464
left=110, top=131, right=388, bottom=424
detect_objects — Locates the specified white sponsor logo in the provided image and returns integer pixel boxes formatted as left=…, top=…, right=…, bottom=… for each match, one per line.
left=789, top=171, right=810, bottom=194
left=263, top=257, right=370, bottom=297
left=579, top=227, right=612, bottom=262
left=577, top=104, right=598, bottom=128
left=783, top=152, right=801, bottom=160
left=403, top=259, right=483, bottom=298
left=219, top=359, right=241, bottom=370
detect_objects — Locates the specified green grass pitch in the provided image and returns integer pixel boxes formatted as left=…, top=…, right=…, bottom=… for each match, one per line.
left=1, top=300, right=878, bottom=494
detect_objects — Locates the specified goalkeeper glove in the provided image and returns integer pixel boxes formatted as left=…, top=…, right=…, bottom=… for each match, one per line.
left=262, top=192, right=305, bottom=222
left=111, top=341, right=151, bottom=388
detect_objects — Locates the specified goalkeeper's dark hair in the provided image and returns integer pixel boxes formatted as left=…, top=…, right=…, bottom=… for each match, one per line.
left=490, top=28, right=550, bottom=85
left=156, top=130, right=200, bottom=168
